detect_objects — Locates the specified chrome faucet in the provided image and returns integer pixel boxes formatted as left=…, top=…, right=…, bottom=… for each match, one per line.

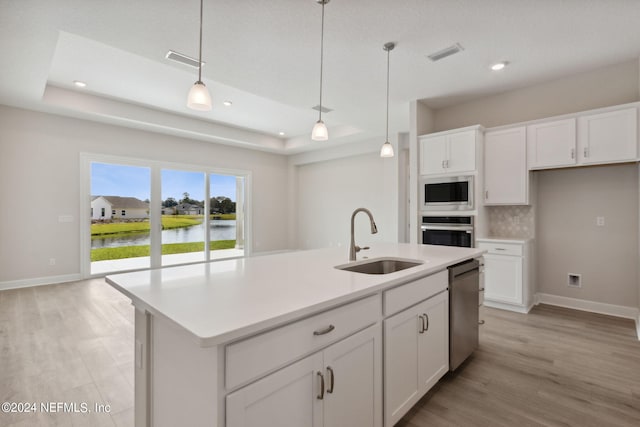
left=349, top=208, right=378, bottom=261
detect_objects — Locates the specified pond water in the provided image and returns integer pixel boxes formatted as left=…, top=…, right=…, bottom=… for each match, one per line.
left=92, top=220, right=236, bottom=248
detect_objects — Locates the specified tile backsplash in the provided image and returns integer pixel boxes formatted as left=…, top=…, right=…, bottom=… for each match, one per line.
left=487, top=205, right=535, bottom=238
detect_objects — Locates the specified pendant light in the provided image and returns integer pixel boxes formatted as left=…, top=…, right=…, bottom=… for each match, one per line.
left=311, top=0, right=329, bottom=141
left=380, top=42, right=395, bottom=158
left=187, top=0, right=212, bottom=111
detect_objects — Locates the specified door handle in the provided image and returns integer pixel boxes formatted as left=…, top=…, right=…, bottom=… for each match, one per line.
left=418, top=315, right=425, bottom=333
left=317, top=372, right=325, bottom=400
left=326, top=366, right=334, bottom=394
left=423, top=313, right=429, bottom=331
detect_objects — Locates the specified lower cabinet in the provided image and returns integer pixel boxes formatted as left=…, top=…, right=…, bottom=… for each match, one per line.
left=383, top=291, right=449, bottom=427
left=226, top=323, right=382, bottom=427
left=477, top=238, right=533, bottom=313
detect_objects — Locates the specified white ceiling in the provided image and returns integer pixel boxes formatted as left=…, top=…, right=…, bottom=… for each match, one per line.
left=1, top=0, right=640, bottom=154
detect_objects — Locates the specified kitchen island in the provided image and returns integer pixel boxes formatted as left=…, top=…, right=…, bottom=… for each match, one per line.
left=106, top=243, right=485, bottom=427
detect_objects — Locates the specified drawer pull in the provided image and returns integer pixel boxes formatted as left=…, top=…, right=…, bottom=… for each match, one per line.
left=313, top=325, right=335, bottom=336
left=494, top=248, right=506, bottom=251
left=317, top=372, right=325, bottom=400
left=327, top=366, right=335, bottom=393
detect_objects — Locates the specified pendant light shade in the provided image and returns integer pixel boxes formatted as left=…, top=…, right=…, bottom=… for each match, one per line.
left=187, top=0, right=212, bottom=111
left=380, top=141, right=394, bottom=157
left=187, top=82, right=212, bottom=111
left=312, top=120, right=329, bottom=141
left=380, top=42, right=395, bottom=158
left=312, top=0, right=330, bottom=141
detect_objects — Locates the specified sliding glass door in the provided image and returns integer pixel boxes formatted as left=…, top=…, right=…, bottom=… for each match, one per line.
left=84, top=155, right=249, bottom=276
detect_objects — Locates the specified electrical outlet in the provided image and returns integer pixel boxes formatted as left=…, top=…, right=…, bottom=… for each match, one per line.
left=596, top=216, right=605, bottom=226
left=49, top=258, right=56, bottom=266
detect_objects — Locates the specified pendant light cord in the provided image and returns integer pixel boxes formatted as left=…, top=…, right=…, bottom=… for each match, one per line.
left=385, top=47, right=390, bottom=142
left=318, top=1, right=325, bottom=121
left=197, top=0, right=203, bottom=83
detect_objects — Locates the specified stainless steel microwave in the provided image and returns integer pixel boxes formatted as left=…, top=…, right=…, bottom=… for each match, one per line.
left=421, top=175, right=474, bottom=211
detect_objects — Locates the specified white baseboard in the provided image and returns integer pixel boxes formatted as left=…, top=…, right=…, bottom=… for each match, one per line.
left=536, top=292, right=639, bottom=320
left=0, top=274, right=82, bottom=291
left=483, top=299, right=532, bottom=314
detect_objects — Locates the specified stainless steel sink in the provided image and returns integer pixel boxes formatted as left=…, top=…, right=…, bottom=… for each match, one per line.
left=335, top=258, right=423, bottom=275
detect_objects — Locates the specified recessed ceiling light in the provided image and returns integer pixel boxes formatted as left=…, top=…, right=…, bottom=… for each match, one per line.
left=490, top=62, right=508, bottom=71
left=223, top=100, right=232, bottom=106
left=73, top=80, right=87, bottom=88
left=278, top=131, right=285, bottom=136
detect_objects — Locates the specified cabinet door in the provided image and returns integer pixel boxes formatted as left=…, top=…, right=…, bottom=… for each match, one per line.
left=419, top=135, right=447, bottom=175
left=484, top=127, right=528, bottom=205
left=446, top=130, right=477, bottom=173
left=323, top=324, right=382, bottom=427
left=226, top=353, right=324, bottom=427
left=578, top=107, right=637, bottom=164
left=527, top=118, right=577, bottom=169
left=417, top=291, right=449, bottom=391
left=384, top=292, right=448, bottom=427
left=483, top=254, right=522, bottom=305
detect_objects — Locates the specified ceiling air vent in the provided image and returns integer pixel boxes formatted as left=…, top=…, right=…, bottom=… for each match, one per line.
left=165, top=50, right=205, bottom=69
left=426, top=43, right=464, bottom=62
left=312, top=105, right=333, bottom=114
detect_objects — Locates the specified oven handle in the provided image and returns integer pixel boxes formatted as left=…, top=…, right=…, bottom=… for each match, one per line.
left=421, top=225, right=474, bottom=232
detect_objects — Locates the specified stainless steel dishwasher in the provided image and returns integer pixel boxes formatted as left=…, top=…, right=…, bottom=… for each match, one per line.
left=448, top=258, right=480, bottom=371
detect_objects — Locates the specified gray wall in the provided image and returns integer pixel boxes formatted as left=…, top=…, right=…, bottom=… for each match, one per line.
left=423, top=59, right=640, bottom=310
left=536, top=165, right=638, bottom=307
left=0, top=106, right=290, bottom=284
left=432, top=60, right=639, bottom=131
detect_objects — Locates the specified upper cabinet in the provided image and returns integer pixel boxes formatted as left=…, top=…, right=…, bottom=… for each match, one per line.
left=527, top=118, right=577, bottom=169
left=577, top=107, right=637, bottom=165
left=525, top=107, right=638, bottom=171
left=484, top=127, right=528, bottom=205
left=419, top=128, right=479, bottom=175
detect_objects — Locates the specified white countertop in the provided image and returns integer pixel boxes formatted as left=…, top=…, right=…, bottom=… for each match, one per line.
left=106, top=243, right=484, bottom=347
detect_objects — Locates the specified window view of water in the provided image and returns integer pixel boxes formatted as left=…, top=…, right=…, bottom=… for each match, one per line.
left=92, top=220, right=236, bottom=249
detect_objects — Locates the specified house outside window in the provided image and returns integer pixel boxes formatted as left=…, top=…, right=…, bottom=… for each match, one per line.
left=101, top=208, right=105, bottom=217
left=112, top=209, right=116, bottom=215
left=122, top=210, right=126, bottom=216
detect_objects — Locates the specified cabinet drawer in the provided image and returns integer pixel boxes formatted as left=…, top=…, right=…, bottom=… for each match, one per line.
left=225, top=294, right=380, bottom=390
left=383, top=270, right=448, bottom=316
left=477, top=241, right=522, bottom=256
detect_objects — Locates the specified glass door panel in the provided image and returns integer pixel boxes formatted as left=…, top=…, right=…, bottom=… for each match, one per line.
left=90, top=162, right=151, bottom=274
left=161, top=169, right=206, bottom=266
left=209, top=174, right=245, bottom=260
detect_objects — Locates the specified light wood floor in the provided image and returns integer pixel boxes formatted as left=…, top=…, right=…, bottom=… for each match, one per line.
left=0, top=279, right=134, bottom=427
left=2, top=280, right=639, bottom=427
left=398, top=304, right=640, bottom=427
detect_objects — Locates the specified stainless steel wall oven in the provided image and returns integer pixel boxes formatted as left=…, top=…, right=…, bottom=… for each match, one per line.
left=421, top=216, right=474, bottom=248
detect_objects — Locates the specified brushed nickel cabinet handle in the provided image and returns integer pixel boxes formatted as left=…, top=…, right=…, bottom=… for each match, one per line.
left=313, top=325, right=335, bottom=336
left=423, top=313, right=429, bottom=331
left=317, top=372, right=325, bottom=400
left=326, top=366, right=334, bottom=394
left=485, top=190, right=489, bottom=200
left=571, top=148, right=575, bottom=159
left=418, top=315, right=425, bottom=334
left=441, top=160, right=445, bottom=168
left=584, top=147, right=589, bottom=157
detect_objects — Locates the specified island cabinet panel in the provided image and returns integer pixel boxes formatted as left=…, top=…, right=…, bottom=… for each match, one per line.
left=225, top=294, right=380, bottom=390
left=226, top=324, right=382, bottom=427
left=384, top=290, right=449, bottom=427
left=383, top=270, right=447, bottom=316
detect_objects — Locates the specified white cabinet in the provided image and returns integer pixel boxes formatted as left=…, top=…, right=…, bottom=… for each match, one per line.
left=419, top=128, right=478, bottom=175
left=527, top=118, right=577, bottom=169
left=477, top=239, right=532, bottom=313
left=383, top=291, right=448, bottom=427
left=227, top=323, right=382, bottom=427
left=578, top=107, right=637, bottom=165
left=484, top=126, right=528, bottom=205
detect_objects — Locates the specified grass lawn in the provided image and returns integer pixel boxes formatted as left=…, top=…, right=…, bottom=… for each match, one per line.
left=91, top=240, right=236, bottom=261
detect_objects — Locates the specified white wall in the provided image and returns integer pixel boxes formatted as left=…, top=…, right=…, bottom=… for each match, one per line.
left=295, top=151, right=397, bottom=252
left=0, top=106, right=290, bottom=284
left=536, top=165, right=638, bottom=307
